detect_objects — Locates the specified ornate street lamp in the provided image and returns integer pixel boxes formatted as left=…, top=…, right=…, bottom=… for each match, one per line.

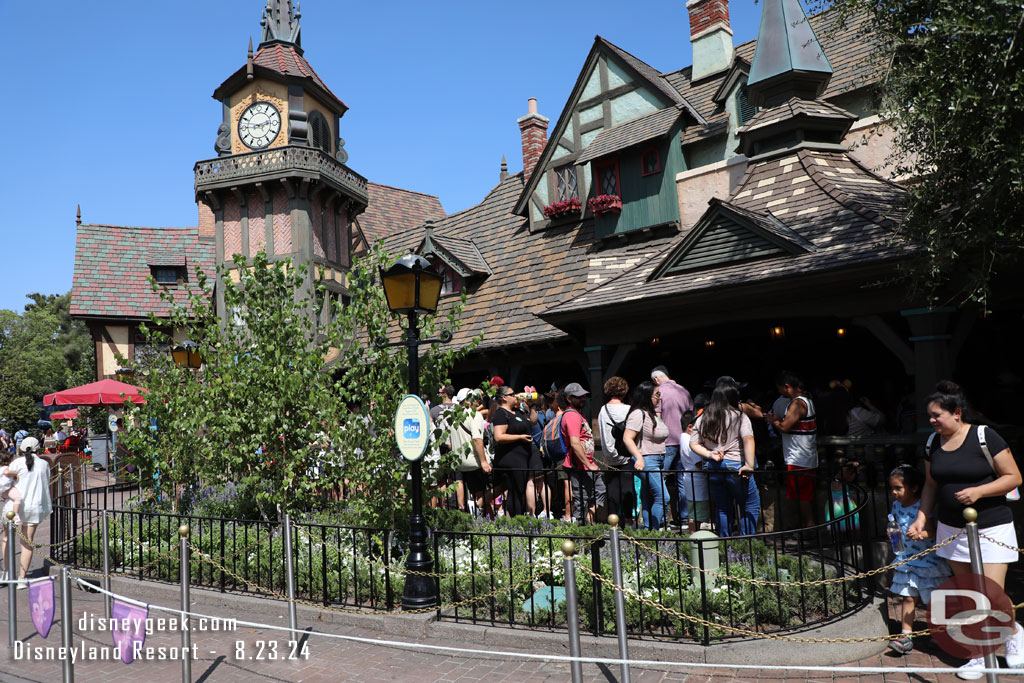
left=171, top=340, right=203, bottom=369
left=377, top=254, right=451, bottom=611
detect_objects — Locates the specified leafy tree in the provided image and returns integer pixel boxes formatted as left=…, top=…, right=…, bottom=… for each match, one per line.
left=0, top=292, right=95, bottom=431
left=118, top=246, right=479, bottom=524
left=810, top=0, right=1024, bottom=306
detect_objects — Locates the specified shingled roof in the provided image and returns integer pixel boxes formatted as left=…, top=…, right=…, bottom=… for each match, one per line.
left=386, top=174, right=602, bottom=351
left=213, top=43, right=347, bottom=115
left=358, top=183, right=446, bottom=242
left=70, top=225, right=215, bottom=320
left=543, top=147, right=908, bottom=318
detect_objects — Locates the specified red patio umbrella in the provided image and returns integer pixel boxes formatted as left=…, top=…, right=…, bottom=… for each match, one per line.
left=43, top=379, right=148, bottom=406
left=49, top=408, right=80, bottom=420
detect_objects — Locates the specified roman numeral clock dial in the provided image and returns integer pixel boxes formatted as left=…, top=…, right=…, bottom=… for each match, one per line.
left=238, top=101, right=281, bottom=150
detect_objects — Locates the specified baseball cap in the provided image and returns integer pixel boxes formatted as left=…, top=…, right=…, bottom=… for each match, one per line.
left=563, top=382, right=590, bottom=397
left=19, top=436, right=40, bottom=453
left=715, top=375, right=749, bottom=389
left=489, top=376, right=505, bottom=387
left=454, top=388, right=475, bottom=404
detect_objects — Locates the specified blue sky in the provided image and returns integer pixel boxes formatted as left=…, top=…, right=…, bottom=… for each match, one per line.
left=0, top=0, right=765, bottom=312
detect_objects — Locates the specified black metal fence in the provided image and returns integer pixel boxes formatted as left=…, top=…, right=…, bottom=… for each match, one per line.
left=51, top=473, right=870, bottom=642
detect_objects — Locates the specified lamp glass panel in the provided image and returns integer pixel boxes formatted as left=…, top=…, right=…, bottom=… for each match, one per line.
left=188, top=350, right=203, bottom=368
left=171, top=348, right=187, bottom=367
left=417, top=274, right=443, bottom=313
left=382, top=272, right=418, bottom=312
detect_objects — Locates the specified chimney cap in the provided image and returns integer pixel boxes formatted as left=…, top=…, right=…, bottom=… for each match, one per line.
left=527, top=97, right=538, bottom=115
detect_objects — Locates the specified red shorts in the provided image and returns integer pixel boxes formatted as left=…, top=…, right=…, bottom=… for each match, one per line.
left=786, top=465, right=816, bottom=502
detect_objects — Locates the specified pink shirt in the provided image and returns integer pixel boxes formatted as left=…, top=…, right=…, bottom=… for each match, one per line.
left=658, top=380, right=693, bottom=446
left=560, top=409, right=595, bottom=469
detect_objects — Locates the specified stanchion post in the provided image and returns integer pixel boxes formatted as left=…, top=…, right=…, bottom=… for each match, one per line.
left=606, top=515, right=631, bottom=683
left=179, top=524, right=192, bottom=683
left=562, top=540, right=584, bottom=683
left=963, top=507, right=999, bottom=683
left=6, top=510, right=17, bottom=647
left=101, top=510, right=111, bottom=621
left=60, top=566, right=75, bottom=683
left=282, top=513, right=298, bottom=638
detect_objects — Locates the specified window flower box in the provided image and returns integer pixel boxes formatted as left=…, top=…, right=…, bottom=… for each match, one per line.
left=542, top=197, right=582, bottom=219
left=588, top=194, right=622, bottom=216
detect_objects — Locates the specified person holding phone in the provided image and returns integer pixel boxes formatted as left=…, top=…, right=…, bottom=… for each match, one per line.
left=689, top=383, right=760, bottom=536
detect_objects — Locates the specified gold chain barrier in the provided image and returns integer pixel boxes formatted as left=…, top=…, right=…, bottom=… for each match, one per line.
left=573, top=559, right=934, bottom=644
left=616, top=529, right=963, bottom=588
left=979, top=533, right=1024, bottom=555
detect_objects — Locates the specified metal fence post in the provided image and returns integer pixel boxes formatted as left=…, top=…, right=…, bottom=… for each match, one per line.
left=963, top=507, right=999, bottom=683
left=101, top=510, right=112, bottom=621
left=60, top=567, right=74, bottom=683
left=283, top=513, right=298, bottom=638
left=6, top=510, right=16, bottom=647
left=562, top=540, right=583, bottom=683
left=607, top=514, right=631, bottom=683
left=179, top=524, right=191, bottom=683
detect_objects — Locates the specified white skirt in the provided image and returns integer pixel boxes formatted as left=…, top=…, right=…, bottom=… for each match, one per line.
left=936, top=520, right=1019, bottom=564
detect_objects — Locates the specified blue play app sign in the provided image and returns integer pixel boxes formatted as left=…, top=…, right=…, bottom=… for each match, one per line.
left=403, top=418, right=421, bottom=439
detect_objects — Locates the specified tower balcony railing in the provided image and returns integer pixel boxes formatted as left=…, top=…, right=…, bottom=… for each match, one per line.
left=194, top=145, right=368, bottom=203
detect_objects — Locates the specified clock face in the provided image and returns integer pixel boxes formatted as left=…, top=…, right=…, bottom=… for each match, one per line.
left=238, top=101, right=282, bottom=150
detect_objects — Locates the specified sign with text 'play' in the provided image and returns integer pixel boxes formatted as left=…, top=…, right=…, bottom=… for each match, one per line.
left=394, top=394, right=430, bottom=462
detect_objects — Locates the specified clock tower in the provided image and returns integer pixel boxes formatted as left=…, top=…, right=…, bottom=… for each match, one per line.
left=194, top=0, right=367, bottom=317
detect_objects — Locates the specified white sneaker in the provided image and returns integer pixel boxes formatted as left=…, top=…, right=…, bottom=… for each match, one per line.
left=1006, top=623, right=1024, bottom=668
left=956, top=657, right=985, bottom=680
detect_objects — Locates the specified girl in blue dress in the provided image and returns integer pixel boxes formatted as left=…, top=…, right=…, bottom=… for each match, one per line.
left=888, top=464, right=951, bottom=654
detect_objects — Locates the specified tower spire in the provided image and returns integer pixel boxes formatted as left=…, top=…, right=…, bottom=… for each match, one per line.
left=746, top=0, right=833, bottom=107
left=259, top=0, right=301, bottom=51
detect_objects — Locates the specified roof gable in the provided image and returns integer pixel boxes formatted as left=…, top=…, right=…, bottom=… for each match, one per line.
left=416, top=228, right=491, bottom=278
left=513, top=36, right=703, bottom=218
left=650, top=199, right=815, bottom=279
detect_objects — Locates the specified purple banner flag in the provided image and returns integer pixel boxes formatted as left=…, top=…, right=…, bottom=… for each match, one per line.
left=28, top=577, right=55, bottom=639
left=111, top=599, right=148, bottom=664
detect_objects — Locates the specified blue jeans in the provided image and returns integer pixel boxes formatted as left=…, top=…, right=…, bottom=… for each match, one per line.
left=636, top=453, right=669, bottom=530
left=706, top=460, right=760, bottom=536
left=665, top=446, right=689, bottom=522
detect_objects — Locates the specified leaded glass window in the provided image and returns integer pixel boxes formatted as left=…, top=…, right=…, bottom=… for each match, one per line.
left=554, top=165, right=579, bottom=202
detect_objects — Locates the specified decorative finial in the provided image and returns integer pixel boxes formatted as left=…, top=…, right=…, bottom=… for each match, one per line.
left=5, top=510, right=14, bottom=521
left=561, top=540, right=576, bottom=557
left=76, top=204, right=82, bottom=226
left=500, top=155, right=509, bottom=181
left=178, top=523, right=190, bottom=538
left=963, top=507, right=978, bottom=523
left=607, top=513, right=620, bottom=528
left=247, top=37, right=254, bottom=81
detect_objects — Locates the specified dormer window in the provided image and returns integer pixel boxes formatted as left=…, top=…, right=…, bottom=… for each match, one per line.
left=641, top=148, right=661, bottom=176
left=428, top=257, right=463, bottom=296
left=308, top=110, right=332, bottom=154
left=151, top=266, right=185, bottom=286
left=737, top=86, right=758, bottom=125
left=554, top=165, right=579, bottom=201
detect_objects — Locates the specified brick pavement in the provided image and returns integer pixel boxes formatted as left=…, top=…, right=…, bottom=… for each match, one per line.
left=0, top=582, right=984, bottom=682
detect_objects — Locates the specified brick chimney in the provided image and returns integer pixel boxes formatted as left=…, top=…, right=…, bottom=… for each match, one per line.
left=517, top=98, right=549, bottom=183
left=687, top=0, right=734, bottom=81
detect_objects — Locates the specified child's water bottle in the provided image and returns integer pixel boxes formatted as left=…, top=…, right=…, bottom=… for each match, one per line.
left=887, top=514, right=905, bottom=554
